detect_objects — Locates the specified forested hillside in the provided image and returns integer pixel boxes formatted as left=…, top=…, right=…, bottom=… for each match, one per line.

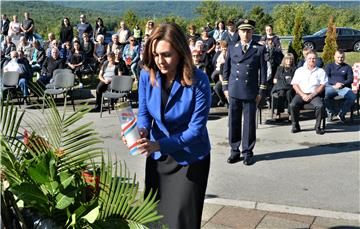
left=2, top=1, right=359, bottom=39
left=51, top=1, right=360, bottom=19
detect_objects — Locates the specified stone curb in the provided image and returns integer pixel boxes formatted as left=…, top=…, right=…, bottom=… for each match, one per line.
left=205, top=198, right=360, bottom=221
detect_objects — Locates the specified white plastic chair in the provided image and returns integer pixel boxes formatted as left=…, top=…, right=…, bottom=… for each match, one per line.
left=42, top=69, right=75, bottom=112
left=100, top=75, right=133, bottom=118
left=1, top=71, right=21, bottom=107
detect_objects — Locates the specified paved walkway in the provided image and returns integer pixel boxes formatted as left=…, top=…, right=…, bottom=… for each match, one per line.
left=201, top=202, right=360, bottom=228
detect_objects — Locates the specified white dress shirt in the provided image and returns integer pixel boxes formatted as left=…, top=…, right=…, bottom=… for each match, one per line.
left=291, top=64, right=328, bottom=94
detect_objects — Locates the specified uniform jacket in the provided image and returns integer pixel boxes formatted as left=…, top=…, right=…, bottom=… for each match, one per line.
left=137, top=68, right=211, bottom=165
left=223, top=41, right=267, bottom=100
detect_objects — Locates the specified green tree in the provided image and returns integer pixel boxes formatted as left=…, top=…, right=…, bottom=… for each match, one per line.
left=288, top=11, right=304, bottom=63
left=195, top=0, right=221, bottom=25
left=217, top=5, right=245, bottom=24
left=335, top=8, right=360, bottom=29
left=322, top=16, right=338, bottom=65
left=272, top=2, right=312, bottom=35
left=311, top=4, right=334, bottom=33
left=246, top=6, right=273, bottom=34
left=195, top=0, right=244, bottom=28
left=121, top=9, right=140, bottom=32
left=272, top=4, right=296, bottom=35
left=159, top=15, right=188, bottom=31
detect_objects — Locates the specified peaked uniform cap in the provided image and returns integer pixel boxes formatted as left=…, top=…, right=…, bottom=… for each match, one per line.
left=237, top=19, right=256, bottom=30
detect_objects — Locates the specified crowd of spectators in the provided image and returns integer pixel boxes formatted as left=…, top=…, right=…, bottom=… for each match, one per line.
left=0, top=12, right=357, bottom=124
left=187, top=20, right=357, bottom=129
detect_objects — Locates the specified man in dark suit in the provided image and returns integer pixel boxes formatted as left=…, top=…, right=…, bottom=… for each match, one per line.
left=223, top=19, right=267, bottom=166
left=1, top=14, right=10, bottom=36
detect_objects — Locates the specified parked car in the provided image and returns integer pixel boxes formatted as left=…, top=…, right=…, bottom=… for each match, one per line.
left=300, top=27, right=360, bottom=52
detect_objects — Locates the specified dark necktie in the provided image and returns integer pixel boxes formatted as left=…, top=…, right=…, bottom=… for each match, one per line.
left=242, top=44, right=248, bottom=53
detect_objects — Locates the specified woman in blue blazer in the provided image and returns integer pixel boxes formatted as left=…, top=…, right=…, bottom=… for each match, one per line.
left=136, top=23, right=211, bottom=229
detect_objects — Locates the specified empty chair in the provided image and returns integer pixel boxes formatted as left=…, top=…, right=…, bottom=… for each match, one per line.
left=100, top=75, right=133, bottom=118
left=45, top=68, right=73, bottom=89
left=42, top=69, right=75, bottom=111
left=1, top=71, right=21, bottom=107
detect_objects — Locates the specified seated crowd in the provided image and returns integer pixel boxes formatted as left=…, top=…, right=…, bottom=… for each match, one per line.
left=0, top=12, right=358, bottom=128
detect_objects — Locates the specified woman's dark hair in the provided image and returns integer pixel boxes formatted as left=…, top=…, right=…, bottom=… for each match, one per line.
left=216, top=20, right=225, bottom=30
left=71, top=40, right=82, bottom=53
left=96, top=17, right=104, bottom=29
left=143, top=23, right=194, bottom=86
left=61, top=17, right=71, bottom=27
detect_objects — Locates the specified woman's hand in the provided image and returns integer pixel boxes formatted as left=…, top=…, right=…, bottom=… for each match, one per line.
left=138, top=127, right=148, bottom=138
left=121, top=128, right=148, bottom=145
left=137, top=138, right=160, bottom=157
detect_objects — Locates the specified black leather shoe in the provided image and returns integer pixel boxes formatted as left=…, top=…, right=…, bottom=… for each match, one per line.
left=291, top=126, right=301, bottom=133
left=316, top=128, right=325, bottom=135
left=90, top=107, right=101, bottom=113
left=243, top=155, right=254, bottom=166
left=227, top=154, right=241, bottom=164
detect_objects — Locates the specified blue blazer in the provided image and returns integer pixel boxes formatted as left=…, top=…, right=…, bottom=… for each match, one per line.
left=137, top=68, right=211, bottom=165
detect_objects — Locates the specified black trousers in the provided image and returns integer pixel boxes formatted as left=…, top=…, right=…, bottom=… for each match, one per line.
left=273, top=88, right=294, bottom=114
left=95, top=81, right=109, bottom=107
left=214, top=81, right=227, bottom=105
left=37, top=75, right=51, bottom=90
left=289, top=94, right=325, bottom=129
left=145, top=154, right=210, bottom=229
left=228, top=97, right=256, bottom=156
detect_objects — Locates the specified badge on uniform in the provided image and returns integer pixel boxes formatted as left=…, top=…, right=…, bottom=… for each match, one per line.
left=253, top=45, right=257, bottom=48
left=235, top=43, right=239, bottom=47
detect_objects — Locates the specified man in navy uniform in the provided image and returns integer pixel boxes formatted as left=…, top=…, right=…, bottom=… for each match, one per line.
left=223, top=19, right=267, bottom=166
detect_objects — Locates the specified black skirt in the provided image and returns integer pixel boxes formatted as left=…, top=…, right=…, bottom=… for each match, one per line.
left=145, top=154, right=210, bottom=229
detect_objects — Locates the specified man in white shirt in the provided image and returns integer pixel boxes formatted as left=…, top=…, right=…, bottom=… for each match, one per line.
left=289, top=50, right=328, bottom=135
left=3, top=50, right=21, bottom=72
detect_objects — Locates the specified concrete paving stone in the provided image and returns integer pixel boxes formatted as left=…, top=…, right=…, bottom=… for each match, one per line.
left=206, top=198, right=256, bottom=209
left=311, top=216, right=360, bottom=228
left=209, top=206, right=267, bottom=229
left=202, top=204, right=224, bottom=222
left=267, top=212, right=315, bottom=225
left=309, top=226, right=327, bottom=229
left=256, top=215, right=311, bottom=229
left=202, top=222, right=237, bottom=229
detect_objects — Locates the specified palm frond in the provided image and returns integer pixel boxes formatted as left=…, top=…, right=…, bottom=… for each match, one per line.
left=24, top=97, right=103, bottom=172
left=0, top=100, right=25, bottom=148
left=0, top=100, right=27, bottom=185
left=1, top=138, right=23, bottom=185
left=95, top=156, right=162, bottom=227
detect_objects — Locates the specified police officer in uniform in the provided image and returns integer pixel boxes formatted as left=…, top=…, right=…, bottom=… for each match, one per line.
left=222, top=19, right=267, bottom=166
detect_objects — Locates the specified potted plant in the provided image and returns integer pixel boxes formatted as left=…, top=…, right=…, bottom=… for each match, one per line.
left=1, top=97, right=162, bottom=228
